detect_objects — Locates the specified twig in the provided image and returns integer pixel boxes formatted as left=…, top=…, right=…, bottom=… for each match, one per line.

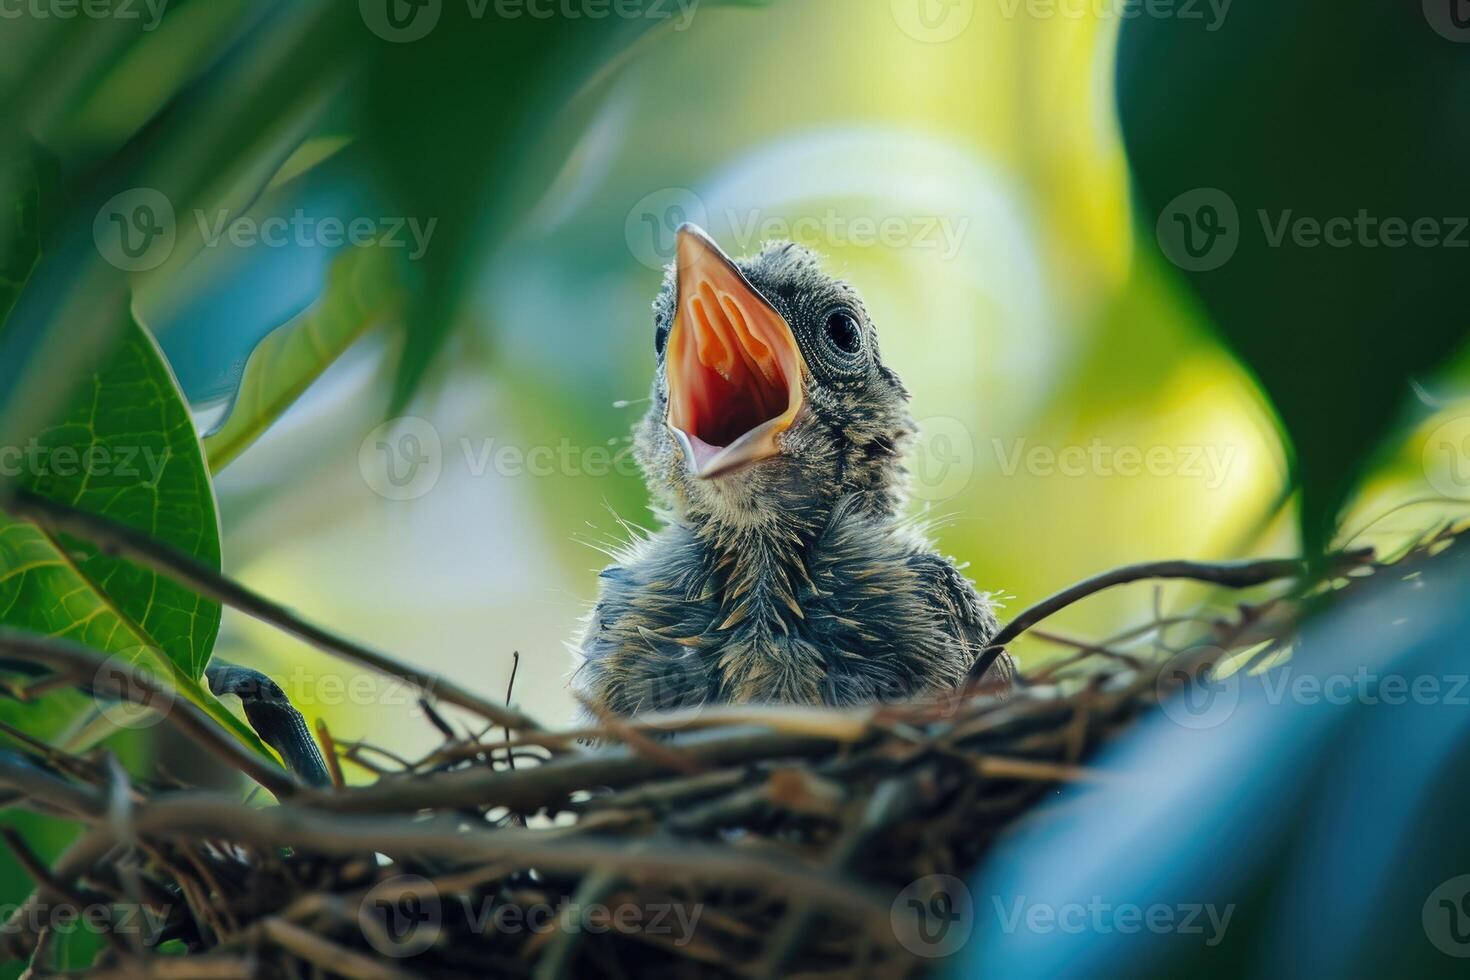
left=755, top=776, right=919, bottom=976
left=18, top=923, right=55, bottom=980
left=504, top=650, right=520, bottom=771
left=530, top=866, right=620, bottom=979
left=0, top=825, right=117, bottom=960
left=972, top=755, right=1114, bottom=783
left=577, top=693, right=709, bottom=777
left=0, top=718, right=106, bottom=787
left=0, top=753, right=106, bottom=819
left=315, top=719, right=346, bottom=789
left=1, top=828, right=133, bottom=960
left=89, top=794, right=901, bottom=939
left=302, top=726, right=853, bottom=815
left=966, top=550, right=1373, bottom=683
left=0, top=630, right=298, bottom=799
left=1, top=828, right=92, bottom=910
left=419, top=697, right=456, bottom=742
left=78, top=959, right=258, bottom=980
left=257, top=917, right=415, bottom=980
left=6, top=488, right=542, bottom=734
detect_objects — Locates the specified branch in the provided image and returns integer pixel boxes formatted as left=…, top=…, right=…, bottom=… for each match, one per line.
left=302, top=725, right=853, bottom=815
left=0, top=753, right=106, bottom=819
left=967, top=550, right=1374, bottom=683
left=41, top=793, right=898, bottom=940
left=6, top=488, right=541, bottom=733
left=0, top=630, right=298, bottom=798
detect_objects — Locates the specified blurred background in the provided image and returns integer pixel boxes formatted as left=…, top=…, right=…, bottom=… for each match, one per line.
left=130, top=0, right=1458, bottom=758
left=197, top=0, right=1278, bottom=752
left=3, top=0, right=1463, bottom=758
left=3, top=1, right=1470, bottom=973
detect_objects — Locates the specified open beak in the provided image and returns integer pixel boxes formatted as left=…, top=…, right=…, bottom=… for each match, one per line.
left=665, top=224, right=807, bottom=479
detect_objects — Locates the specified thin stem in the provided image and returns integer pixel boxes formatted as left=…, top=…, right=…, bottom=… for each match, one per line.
left=0, top=630, right=297, bottom=798
left=6, top=488, right=541, bottom=733
left=966, top=550, right=1373, bottom=683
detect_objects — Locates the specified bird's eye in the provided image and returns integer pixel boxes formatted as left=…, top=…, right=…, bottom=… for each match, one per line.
left=654, top=324, right=669, bottom=358
left=824, top=310, right=863, bottom=355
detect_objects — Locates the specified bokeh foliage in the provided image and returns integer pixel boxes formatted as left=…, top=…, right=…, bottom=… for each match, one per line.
left=0, top=1, right=1467, bottom=976
left=1119, top=0, right=1470, bottom=555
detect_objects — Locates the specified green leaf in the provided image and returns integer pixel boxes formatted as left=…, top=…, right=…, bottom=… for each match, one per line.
left=0, top=323, right=267, bottom=755
left=204, top=247, right=403, bottom=471
left=1117, top=4, right=1470, bottom=555
left=12, top=323, right=221, bottom=677
left=0, top=145, right=59, bottom=330
left=359, top=0, right=780, bottom=410
left=0, top=4, right=360, bottom=451
left=0, top=152, right=269, bottom=758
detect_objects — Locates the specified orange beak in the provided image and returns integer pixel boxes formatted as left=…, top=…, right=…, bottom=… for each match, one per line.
left=665, top=224, right=807, bottom=479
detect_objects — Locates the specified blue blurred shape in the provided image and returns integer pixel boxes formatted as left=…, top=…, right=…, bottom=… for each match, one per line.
left=962, top=550, right=1470, bottom=979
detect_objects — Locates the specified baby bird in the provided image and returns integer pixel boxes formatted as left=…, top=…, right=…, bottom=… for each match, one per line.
left=575, top=225, right=1013, bottom=716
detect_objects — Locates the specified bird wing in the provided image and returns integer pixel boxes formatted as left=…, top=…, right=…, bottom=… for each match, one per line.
left=906, top=553, right=1014, bottom=695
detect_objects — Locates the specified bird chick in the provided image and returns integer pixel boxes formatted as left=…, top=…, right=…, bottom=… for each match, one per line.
left=574, top=225, right=1013, bottom=716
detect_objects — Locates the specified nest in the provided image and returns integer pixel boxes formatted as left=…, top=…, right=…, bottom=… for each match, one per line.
left=1, top=511, right=1459, bottom=979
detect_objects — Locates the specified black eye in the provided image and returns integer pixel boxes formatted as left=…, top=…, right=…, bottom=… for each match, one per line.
left=824, top=310, right=862, bottom=355
left=654, top=324, right=669, bottom=357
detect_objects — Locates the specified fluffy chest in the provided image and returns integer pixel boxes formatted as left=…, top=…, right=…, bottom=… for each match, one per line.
left=592, top=520, right=955, bottom=709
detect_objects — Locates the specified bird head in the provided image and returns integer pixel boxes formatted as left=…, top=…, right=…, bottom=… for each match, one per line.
left=634, top=224, right=916, bottom=531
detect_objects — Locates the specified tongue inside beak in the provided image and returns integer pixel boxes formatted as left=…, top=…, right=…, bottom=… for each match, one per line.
left=666, top=224, right=806, bottom=479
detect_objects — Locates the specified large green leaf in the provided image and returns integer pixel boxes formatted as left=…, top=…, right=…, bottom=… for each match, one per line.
left=203, top=246, right=403, bottom=470
left=1117, top=3, right=1470, bottom=555
left=0, top=146, right=59, bottom=332
left=0, top=321, right=268, bottom=755
left=12, top=324, right=221, bottom=677
left=358, top=0, right=779, bottom=410
left=0, top=151, right=268, bottom=757
left=0, top=3, right=358, bottom=457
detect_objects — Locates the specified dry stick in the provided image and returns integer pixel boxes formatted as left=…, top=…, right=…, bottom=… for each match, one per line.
left=1, top=828, right=95, bottom=913
left=21, top=923, right=56, bottom=980
left=0, top=751, right=107, bottom=819
left=0, top=631, right=298, bottom=798
left=256, top=917, right=415, bottom=980
left=504, top=650, right=520, bottom=771
left=301, top=726, right=850, bottom=815
left=576, top=692, right=709, bottom=777
left=0, top=824, right=117, bottom=961
left=77, top=958, right=259, bottom=980
left=530, top=865, right=621, bottom=979
left=315, top=718, right=346, bottom=790
left=966, top=550, right=1374, bottom=684
left=0, top=717, right=105, bottom=787
left=6, top=489, right=540, bottom=733
left=3, top=828, right=133, bottom=961
left=973, top=755, right=1113, bottom=783
left=756, top=776, right=920, bottom=977
left=102, top=795, right=898, bottom=938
